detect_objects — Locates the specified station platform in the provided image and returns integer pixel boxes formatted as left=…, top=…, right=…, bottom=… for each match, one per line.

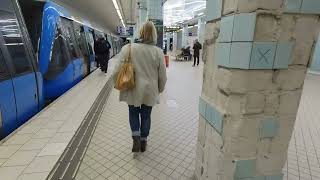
left=0, top=56, right=320, bottom=180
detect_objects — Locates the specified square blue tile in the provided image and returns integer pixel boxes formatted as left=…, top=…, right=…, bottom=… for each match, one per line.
left=213, top=108, right=223, bottom=134
left=234, top=159, right=256, bottom=178
left=205, top=104, right=213, bottom=123
left=216, top=43, right=231, bottom=67
left=206, top=0, right=222, bottom=21
left=199, top=97, right=206, bottom=117
left=301, top=0, right=320, bottom=14
left=266, top=174, right=283, bottom=180
left=254, top=177, right=267, bottom=180
left=260, top=118, right=279, bottom=138
left=310, top=35, right=320, bottom=71
left=250, top=42, right=277, bottom=69
left=232, top=13, right=256, bottom=42
left=274, top=42, right=294, bottom=69
left=218, top=15, right=235, bottom=42
left=229, top=42, right=252, bottom=69
left=285, top=0, right=303, bottom=12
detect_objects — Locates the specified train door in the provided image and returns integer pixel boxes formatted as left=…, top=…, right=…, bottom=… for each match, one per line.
left=60, top=18, right=83, bottom=84
left=107, top=34, right=113, bottom=57
left=112, top=37, right=116, bottom=56
left=0, top=0, right=39, bottom=127
left=85, top=28, right=95, bottom=72
left=0, top=46, right=17, bottom=138
left=74, top=23, right=90, bottom=76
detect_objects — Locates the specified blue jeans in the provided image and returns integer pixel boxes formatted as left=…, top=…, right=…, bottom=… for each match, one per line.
left=128, top=105, right=152, bottom=140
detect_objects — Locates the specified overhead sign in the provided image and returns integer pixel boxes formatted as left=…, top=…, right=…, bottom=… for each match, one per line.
left=126, top=25, right=135, bottom=36
left=117, top=26, right=125, bottom=35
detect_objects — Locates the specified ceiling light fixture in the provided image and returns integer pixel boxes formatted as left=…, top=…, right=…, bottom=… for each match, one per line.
left=112, top=0, right=126, bottom=28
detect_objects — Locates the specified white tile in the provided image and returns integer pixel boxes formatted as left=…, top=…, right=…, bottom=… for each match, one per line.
left=0, top=145, right=21, bottom=159
left=0, top=165, right=26, bottom=180
left=26, top=118, right=49, bottom=127
left=20, top=138, right=50, bottom=151
left=37, top=143, right=67, bottom=156
left=17, top=125, right=42, bottom=135
left=17, top=172, right=48, bottom=180
left=3, top=134, right=33, bottom=145
left=24, top=156, right=59, bottom=173
left=49, top=132, right=74, bottom=143
left=3, top=150, right=39, bottom=167
left=0, top=158, right=7, bottom=166
left=57, top=121, right=79, bottom=133
left=43, top=120, right=64, bottom=129
left=33, top=129, right=57, bottom=139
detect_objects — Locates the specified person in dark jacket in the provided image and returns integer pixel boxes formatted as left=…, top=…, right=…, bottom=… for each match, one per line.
left=94, top=37, right=111, bottom=73
left=193, top=39, right=202, bottom=66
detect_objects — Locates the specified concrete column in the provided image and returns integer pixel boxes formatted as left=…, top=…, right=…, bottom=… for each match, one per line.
left=147, top=0, right=163, bottom=48
left=196, top=0, right=320, bottom=180
left=166, top=32, right=172, bottom=52
left=182, top=25, right=188, bottom=47
left=197, top=18, right=206, bottom=44
left=135, top=0, right=148, bottom=38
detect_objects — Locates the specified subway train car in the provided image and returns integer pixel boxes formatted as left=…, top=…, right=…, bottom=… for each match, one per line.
left=0, top=0, right=122, bottom=139
left=0, top=0, right=42, bottom=138
left=19, top=0, right=97, bottom=99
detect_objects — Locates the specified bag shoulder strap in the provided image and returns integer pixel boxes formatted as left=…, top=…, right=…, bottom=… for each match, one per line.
left=126, top=43, right=132, bottom=62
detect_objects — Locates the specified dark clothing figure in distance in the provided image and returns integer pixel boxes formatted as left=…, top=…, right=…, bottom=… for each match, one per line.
left=193, top=40, right=202, bottom=66
left=94, top=38, right=111, bottom=73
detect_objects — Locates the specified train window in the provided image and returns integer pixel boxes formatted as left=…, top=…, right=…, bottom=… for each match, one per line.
left=73, top=23, right=87, bottom=57
left=47, top=26, right=70, bottom=76
left=86, top=30, right=94, bottom=55
left=0, top=0, right=33, bottom=75
left=60, top=18, right=80, bottom=60
left=18, top=0, right=44, bottom=53
left=0, top=50, right=10, bottom=81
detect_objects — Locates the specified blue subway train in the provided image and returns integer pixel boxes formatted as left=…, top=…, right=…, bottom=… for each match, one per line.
left=0, top=0, right=123, bottom=139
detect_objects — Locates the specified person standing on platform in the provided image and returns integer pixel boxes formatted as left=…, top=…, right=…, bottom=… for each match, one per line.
left=112, top=21, right=167, bottom=153
left=94, top=37, right=111, bottom=73
left=192, top=39, right=202, bottom=67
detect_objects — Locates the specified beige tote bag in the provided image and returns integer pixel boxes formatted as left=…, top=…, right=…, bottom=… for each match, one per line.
left=115, top=44, right=135, bottom=91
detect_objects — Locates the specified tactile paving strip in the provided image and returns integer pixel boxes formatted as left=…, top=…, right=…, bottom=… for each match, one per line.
left=47, top=78, right=113, bottom=180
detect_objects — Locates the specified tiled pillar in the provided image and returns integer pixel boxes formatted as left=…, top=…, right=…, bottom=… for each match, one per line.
left=175, top=30, right=183, bottom=51
left=147, top=0, right=163, bottom=48
left=166, top=32, right=172, bottom=52
left=197, top=18, right=206, bottom=44
left=135, top=0, right=148, bottom=38
left=182, top=25, right=188, bottom=47
left=195, top=0, right=320, bottom=180
left=310, top=34, right=320, bottom=72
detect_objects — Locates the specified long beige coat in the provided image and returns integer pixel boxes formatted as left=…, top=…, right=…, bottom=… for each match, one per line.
left=112, top=43, right=167, bottom=107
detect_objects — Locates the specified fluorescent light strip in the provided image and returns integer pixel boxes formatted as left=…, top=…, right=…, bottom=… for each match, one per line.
left=112, top=0, right=126, bottom=28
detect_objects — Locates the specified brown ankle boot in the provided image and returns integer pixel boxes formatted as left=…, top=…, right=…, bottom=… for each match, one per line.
left=140, top=140, right=147, bottom=152
left=132, top=136, right=141, bottom=152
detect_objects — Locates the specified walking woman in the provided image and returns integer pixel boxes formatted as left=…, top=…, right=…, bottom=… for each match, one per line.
left=112, top=21, right=167, bottom=152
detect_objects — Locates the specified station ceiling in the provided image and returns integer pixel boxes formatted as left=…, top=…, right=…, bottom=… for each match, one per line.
left=164, top=0, right=206, bottom=26
left=54, top=0, right=136, bottom=33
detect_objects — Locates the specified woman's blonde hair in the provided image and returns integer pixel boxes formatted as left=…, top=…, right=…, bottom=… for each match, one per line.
left=139, top=21, right=157, bottom=45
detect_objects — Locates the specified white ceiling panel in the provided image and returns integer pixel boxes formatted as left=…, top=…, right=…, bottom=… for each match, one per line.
left=164, top=0, right=206, bottom=26
left=53, top=0, right=136, bottom=33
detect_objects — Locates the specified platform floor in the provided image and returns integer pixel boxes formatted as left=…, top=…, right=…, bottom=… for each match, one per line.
left=75, top=60, right=320, bottom=180
left=1, top=57, right=320, bottom=180
left=75, top=59, right=203, bottom=180
left=284, top=74, right=320, bottom=180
